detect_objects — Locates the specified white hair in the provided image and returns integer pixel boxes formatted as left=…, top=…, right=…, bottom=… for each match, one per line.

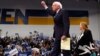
left=32, top=48, right=40, bottom=53
left=53, top=1, right=63, bottom=9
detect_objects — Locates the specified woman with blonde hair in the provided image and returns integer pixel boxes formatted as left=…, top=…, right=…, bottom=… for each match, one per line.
left=75, top=22, right=94, bottom=56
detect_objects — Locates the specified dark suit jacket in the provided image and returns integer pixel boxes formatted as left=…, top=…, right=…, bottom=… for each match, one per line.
left=75, top=29, right=94, bottom=55
left=46, top=8, right=70, bottom=39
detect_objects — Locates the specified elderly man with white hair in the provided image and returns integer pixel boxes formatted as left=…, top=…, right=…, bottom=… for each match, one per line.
left=41, top=1, right=70, bottom=56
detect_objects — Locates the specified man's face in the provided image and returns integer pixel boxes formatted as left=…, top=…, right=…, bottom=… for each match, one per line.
left=52, top=3, right=59, bottom=12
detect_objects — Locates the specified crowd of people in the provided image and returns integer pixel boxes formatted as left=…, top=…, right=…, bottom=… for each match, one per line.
left=0, top=30, right=100, bottom=56
left=0, top=30, right=54, bottom=56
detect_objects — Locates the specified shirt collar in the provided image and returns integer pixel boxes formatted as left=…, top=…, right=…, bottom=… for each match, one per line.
left=56, top=9, right=61, bottom=13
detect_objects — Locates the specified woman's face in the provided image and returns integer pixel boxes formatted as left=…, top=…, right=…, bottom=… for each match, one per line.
left=80, top=24, right=84, bottom=31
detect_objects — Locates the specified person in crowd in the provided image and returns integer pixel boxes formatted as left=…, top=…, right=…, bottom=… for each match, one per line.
left=41, top=39, right=52, bottom=56
left=33, top=31, right=39, bottom=39
left=32, top=48, right=40, bottom=56
left=0, top=45, right=3, bottom=56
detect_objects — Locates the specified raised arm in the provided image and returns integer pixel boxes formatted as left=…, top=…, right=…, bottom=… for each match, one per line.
left=41, top=1, right=55, bottom=16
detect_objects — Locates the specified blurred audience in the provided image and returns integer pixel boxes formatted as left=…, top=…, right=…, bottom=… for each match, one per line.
left=0, top=30, right=54, bottom=56
left=0, top=30, right=99, bottom=56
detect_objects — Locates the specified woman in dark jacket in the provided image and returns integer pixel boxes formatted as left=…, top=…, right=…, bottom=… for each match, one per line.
left=75, top=22, right=94, bottom=56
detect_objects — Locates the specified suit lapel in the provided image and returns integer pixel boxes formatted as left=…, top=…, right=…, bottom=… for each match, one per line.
left=54, top=9, right=62, bottom=18
left=77, top=33, right=84, bottom=42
